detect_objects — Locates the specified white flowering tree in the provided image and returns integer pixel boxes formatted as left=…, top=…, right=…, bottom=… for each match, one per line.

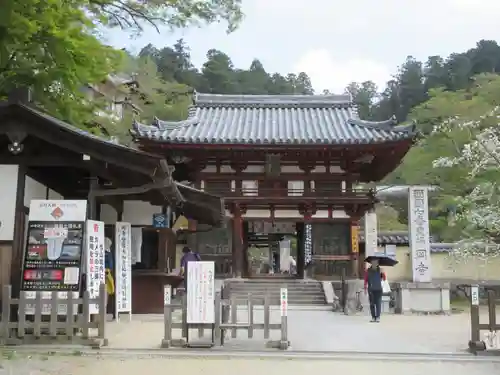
left=432, top=75, right=500, bottom=260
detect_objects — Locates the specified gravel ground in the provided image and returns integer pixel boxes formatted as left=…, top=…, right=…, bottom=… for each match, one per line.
left=105, top=308, right=500, bottom=353
left=1, top=355, right=500, bottom=375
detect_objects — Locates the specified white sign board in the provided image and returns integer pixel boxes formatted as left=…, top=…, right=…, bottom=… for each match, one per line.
left=22, top=199, right=87, bottom=315
left=85, top=220, right=105, bottom=315
left=471, top=286, right=479, bottom=306
left=280, top=288, right=288, bottom=316
left=186, top=261, right=215, bottom=324
left=364, top=211, right=378, bottom=256
left=115, top=222, right=132, bottom=318
left=164, top=285, right=171, bottom=305
left=408, top=187, right=432, bottom=282
left=29, top=200, right=88, bottom=222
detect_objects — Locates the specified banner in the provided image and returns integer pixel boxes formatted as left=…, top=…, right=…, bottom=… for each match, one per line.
left=85, top=220, right=105, bottom=315
left=115, top=222, right=132, bottom=318
left=351, top=224, right=359, bottom=253
left=21, top=200, right=87, bottom=315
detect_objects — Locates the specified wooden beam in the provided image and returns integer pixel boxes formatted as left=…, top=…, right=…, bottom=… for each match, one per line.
left=89, top=177, right=173, bottom=198
left=198, top=172, right=359, bottom=181
left=0, top=154, right=85, bottom=167
left=13, top=111, right=160, bottom=177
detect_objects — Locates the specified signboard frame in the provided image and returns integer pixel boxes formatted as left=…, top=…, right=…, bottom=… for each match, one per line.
left=408, top=186, right=432, bottom=282
left=186, top=261, right=215, bottom=324
left=280, top=288, right=288, bottom=317
left=21, top=200, right=87, bottom=315
left=85, top=220, right=106, bottom=315
left=364, top=211, right=378, bottom=257
left=115, top=222, right=132, bottom=321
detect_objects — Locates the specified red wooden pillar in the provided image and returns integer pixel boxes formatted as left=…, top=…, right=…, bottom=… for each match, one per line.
left=231, top=204, right=244, bottom=278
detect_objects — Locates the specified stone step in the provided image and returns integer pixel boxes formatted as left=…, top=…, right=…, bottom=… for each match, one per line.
left=229, top=290, right=322, bottom=296
left=225, top=280, right=326, bottom=305
left=228, top=296, right=326, bottom=303
left=229, top=287, right=322, bottom=292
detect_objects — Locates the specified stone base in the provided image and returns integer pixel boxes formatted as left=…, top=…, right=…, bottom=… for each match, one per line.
left=394, top=282, right=450, bottom=315
left=344, top=279, right=368, bottom=314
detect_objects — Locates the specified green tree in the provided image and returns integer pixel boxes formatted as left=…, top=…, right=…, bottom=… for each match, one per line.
left=116, top=55, right=192, bottom=141
left=87, top=0, right=243, bottom=33
left=0, top=0, right=243, bottom=131
left=0, top=0, right=122, bottom=129
left=202, top=49, right=238, bottom=93
left=346, top=81, right=378, bottom=120
left=385, top=75, right=499, bottom=240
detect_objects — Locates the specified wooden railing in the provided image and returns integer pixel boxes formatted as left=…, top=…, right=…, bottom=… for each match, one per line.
left=204, top=187, right=374, bottom=202
left=0, top=284, right=107, bottom=347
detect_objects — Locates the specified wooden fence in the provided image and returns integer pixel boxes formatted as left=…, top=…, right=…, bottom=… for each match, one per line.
left=162, top=291, right=289, bottom=350
left=0, top=284, right=107, bottom=347
left=469, top=285, right=500, bottom=354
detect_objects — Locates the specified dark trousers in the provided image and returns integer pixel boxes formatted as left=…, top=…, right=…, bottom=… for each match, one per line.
left=368, top=290, right=382, bottom=319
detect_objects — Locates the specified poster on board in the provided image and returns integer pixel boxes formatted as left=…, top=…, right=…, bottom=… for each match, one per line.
left=115, top=222, right=132, bottom=319
left=21, top=200, right=87, bottom=315
left=85, top=220, right=105, bottom=315
left=186, top=261, right=215, bottom=324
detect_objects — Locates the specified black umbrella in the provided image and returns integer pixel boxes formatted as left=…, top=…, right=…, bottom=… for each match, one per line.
left=364, top=255, right=398, bottom=267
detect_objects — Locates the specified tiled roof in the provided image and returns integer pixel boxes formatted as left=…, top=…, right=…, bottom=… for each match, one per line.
left=358, top=231, right=454, bottom=253
left=131, top=93, right=416, bottom=145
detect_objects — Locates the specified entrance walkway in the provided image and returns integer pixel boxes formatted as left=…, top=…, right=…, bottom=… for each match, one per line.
left=104, top=308, right=499, bottom=354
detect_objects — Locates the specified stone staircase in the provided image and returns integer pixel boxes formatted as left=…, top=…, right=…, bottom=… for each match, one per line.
left=224, top=279, right=326, bottom=305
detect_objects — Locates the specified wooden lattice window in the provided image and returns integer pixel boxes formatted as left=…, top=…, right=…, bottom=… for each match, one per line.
left=265, top=154, right=281, bottom=177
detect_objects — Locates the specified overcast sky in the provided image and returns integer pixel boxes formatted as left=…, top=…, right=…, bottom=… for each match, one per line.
left=106, top=0, right=500, bottom=94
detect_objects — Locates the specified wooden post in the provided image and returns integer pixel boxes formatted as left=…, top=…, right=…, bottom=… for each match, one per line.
left=469, top=284, right=481, bottom=351
left=487, top=289, right=497, bottom=331
left=161, top=304, right=172, bottom=348
left=87, top=177, right=99, bottom=220
left=231, top=204, right=244, bottom=278
left=10, top=164, right=26, bottom=300
left=230, top=295, right=237, bottom=338
left=263, top=294, right=270, bottom=339
left=97, top=283, right=107, bottom=341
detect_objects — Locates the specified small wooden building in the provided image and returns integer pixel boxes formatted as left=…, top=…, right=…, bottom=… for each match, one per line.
left=0, top=91, right=224, bottom=313
left=131, top=93, right=417, bottom=280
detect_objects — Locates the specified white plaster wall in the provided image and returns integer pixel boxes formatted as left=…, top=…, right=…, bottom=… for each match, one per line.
left=311, top=210, right=329, bottom=219
left=288, top=181, right=304, bottom=196
left=123, top=201, right=162, bottom=225
left=243, top=165, right=264, bottom=173
left=99, top=201, right=162, bottom=225
left=332, top=210, right=349, bottom=219
left=48, top=189, right=63, bottom=200
left=274, top=210, right=302, bottom=218
left=100, top=204, right=118, bottom=225
left=281, top=166, right=301, bottom=173
left=243, top=209, right=270, bottom=218
left=24, top=176, right=47, bottom=206
left=0, top=165, right=19, bottom=241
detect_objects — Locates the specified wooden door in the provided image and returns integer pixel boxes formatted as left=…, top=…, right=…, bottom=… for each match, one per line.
left=311, top=223, right=350, bottom=279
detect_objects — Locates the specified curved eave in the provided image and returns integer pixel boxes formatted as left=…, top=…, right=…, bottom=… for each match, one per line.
left=356, top=137, right=415, bottom=182
left=131, top=134, right=416, bottom=146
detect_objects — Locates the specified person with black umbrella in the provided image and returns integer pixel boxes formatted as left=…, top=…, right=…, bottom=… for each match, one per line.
left=364, top=257, right=388, bottom=323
